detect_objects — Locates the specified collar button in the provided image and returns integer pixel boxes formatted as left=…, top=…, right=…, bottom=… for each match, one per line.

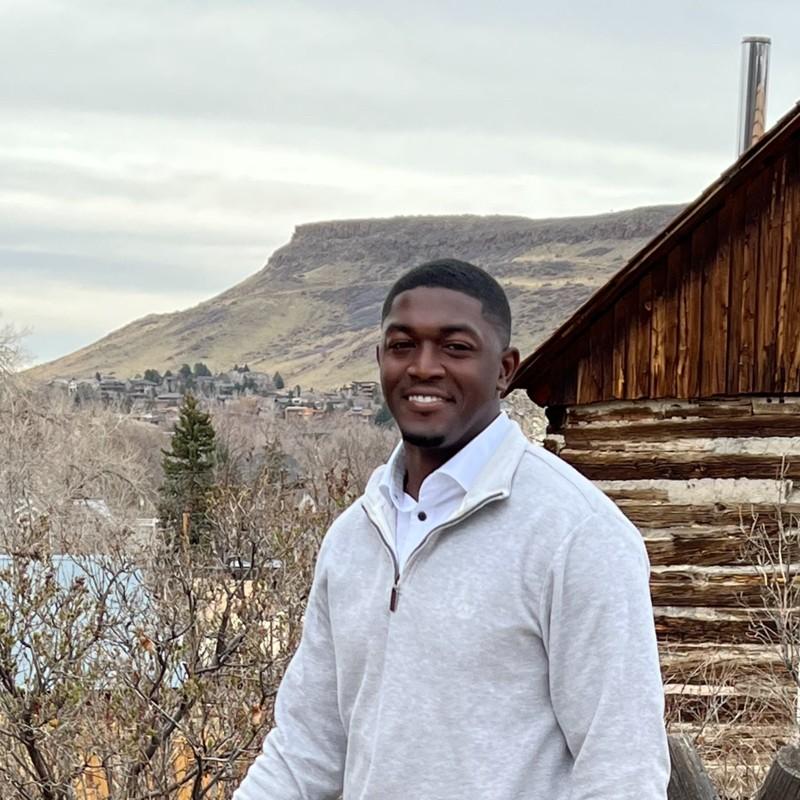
left=417, top=511, right=427, bottom=522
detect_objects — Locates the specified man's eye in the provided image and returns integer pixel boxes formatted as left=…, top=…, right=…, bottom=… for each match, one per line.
left=444, top=342, right=472, bottom=352
left=388, top=341, right=414, bottom=350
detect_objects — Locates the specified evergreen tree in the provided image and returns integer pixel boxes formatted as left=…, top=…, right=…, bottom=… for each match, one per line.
left=159, top=393, right=216, bottom=545
left=193, top=362, right=212, bottom=377
left=178, top=363, right=192, bottom=380
left=273, top=371, right=285, bottom=390
left=143, top=368, right=162, bottom=384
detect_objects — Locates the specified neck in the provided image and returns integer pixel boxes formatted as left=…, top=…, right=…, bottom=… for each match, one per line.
left=401, top=410, right=501, bottom=500
left=402, top=444, right=460, bottom=500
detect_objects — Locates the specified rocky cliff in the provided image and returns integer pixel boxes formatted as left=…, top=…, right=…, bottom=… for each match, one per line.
left=30, top=206, right=683, bottom=389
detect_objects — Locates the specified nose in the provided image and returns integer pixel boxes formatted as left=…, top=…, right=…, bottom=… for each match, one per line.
left=407, top=341, right=445, bottom=380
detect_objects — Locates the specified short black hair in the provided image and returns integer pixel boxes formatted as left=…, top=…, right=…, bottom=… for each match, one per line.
left=381, top=258, right=512, bottom=348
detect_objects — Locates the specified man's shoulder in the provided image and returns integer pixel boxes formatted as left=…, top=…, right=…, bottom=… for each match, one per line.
left=327, top=496, right=370, bottom=531
left=511, top=441, right=624, bottom=525
left=514, top=442, right=610, bottom=512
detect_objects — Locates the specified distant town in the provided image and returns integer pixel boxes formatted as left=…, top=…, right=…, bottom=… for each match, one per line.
left=48, top=363, right=386, bottom=429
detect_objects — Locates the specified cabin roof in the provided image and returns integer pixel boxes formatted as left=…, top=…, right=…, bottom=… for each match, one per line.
left=509, top=101, right=800, bottom=402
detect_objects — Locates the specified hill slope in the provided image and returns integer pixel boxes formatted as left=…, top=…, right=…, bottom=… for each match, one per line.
left=31, top=206, right=683, bottom=389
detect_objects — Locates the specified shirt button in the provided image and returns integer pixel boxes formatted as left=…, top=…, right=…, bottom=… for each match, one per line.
left=417, top=511, right=427, bottom=521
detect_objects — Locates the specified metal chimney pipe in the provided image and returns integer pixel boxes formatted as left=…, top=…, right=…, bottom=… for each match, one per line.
left=737, top=36, right=771, bottom=155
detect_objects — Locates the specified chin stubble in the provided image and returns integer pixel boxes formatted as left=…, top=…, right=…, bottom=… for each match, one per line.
left=401, top=430, right=446, bottom=449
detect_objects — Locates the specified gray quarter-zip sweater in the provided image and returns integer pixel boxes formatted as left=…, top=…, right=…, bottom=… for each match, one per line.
left=235, top=422, right=670, bottom=800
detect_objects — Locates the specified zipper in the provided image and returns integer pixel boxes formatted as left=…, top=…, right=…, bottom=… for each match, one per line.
left=362, top=505, right=401, bottom=611
left=362, top=491, right=506, bottom=612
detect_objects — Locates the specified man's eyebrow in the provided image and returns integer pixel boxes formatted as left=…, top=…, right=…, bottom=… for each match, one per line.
left=383, top=323, right=413, bottom=335
left=439, top=324, right=481, bottom=337
left=383, top=323, right=482, bottom=337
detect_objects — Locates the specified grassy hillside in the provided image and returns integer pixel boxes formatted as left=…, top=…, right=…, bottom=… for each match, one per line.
left=29, top=206, right=683, bottom=389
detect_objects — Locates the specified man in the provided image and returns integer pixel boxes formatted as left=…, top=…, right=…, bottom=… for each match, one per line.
left=235, top=259, right=670, bottom=799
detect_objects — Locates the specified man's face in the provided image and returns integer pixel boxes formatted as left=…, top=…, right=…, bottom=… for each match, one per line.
left=377, top=286, right=519, bottom=451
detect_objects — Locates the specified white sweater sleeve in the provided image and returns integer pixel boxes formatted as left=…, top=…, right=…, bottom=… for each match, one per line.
left=234, top=547, right=345, bottom=800
left=541, top=511, right=670, bottom=800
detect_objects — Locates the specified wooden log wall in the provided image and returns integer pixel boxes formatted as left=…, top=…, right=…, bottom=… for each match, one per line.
left=538, top=136, right=800, bottom=406
left=547, top=396, right=800, bottom=780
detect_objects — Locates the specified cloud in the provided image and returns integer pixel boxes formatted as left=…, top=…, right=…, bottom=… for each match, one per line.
left=2, top=0, right=800, bottom=364
left=2, top=271, right=206, bottom=365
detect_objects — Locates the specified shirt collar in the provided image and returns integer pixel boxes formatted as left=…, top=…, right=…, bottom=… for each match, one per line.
left=378, top=412, right=512, bottom=509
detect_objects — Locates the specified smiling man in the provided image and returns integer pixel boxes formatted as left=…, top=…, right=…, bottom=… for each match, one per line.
left=234, top=259, right=669, bottom=800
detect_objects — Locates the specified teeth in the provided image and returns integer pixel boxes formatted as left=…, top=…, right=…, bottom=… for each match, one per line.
left=409, top=395, right=444, bottom=404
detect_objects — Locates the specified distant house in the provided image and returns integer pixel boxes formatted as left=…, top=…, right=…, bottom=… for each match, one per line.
left=66, top=377, right=99, bottom=398
left=98, top=378, right=127, bottom=402
left=284, top=406, right=319, bottom=420
left=350, top=380, right=379, bottom=397
left=126, top=378, right=159, bottom=395
left=155, top=392, right=184, bottom=410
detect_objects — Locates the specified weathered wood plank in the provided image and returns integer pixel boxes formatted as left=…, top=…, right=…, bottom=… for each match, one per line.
left=650, top=260, right=668, bottom=398
left=576, top=351, right=593, bottom=405
left=650, top=565, right=800, bottom=607
left=777, top=141, right=800, bottom=392
left=597, top=308, right=615, bottom=400
left=667, top=735, right=719, bottom=800
left=654, top=606, right=786, bottom=645
left=616, top=501, right=800, bottom=528
left=602, top=486, right=671, bottom=503
left=660, top=644, right=790, bottom=685
left=666, top=690, right=792, bottom=725
left=612, top=290, right=633, bottom=399
left=755, top=156, right=786, bottom=392
left=662, top=247, right=682, bottom=398
left=631, top=271, right=653, bottom=398
left=563, top=415, right=800, bottom=444
left=643, top=526, right=767, bottom=567
left=690, top=221, right=712, bottom=396
left=581, top=322, right=602, bottom=404
left=560, top=342, right=579, bottom=406
left=738, top=168, right=770, bottom=392
left=677, top=238, right=702, bottom=397
left=726, top=185, right=748, bottom=393
left=567, top=398, right=754, bottom=424
left=563, top=450, right=800, bottom=481
left=775, top=146, right=797, bottom=393
left=701, top=199, right=731, bottom=396
left=752, top=397, right=800, bottom=415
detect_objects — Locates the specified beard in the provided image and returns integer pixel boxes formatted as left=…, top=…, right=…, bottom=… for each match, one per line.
left=401, top=430, right=446, bottom=449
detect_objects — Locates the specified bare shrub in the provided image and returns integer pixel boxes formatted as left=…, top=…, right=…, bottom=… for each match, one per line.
left=0, top=357, right=370, bottom=799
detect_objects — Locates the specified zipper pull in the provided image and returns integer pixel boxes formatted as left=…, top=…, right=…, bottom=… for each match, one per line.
left=389, top=583, right=399, bottom=612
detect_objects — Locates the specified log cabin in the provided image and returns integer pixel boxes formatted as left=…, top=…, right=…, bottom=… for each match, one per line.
left=509, top=101, right=800, bottom=770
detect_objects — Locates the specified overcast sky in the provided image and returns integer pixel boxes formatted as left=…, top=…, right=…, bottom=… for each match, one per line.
left=3, top=0, right=799, bottom=365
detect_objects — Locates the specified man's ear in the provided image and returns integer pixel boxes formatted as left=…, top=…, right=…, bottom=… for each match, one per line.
left=497, top=347, right=520, bottom=395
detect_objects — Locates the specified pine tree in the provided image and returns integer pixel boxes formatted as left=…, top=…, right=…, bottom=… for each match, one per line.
left=272, top=371, right=285, bottom=390
left=159, top=393, right=216, bottom=545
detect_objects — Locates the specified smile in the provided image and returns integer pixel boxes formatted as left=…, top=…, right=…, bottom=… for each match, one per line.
left=407, top=394, right=449, bottom=405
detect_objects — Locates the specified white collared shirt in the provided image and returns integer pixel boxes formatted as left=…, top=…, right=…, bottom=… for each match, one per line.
left=378, top=412, right=512, bottom=570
